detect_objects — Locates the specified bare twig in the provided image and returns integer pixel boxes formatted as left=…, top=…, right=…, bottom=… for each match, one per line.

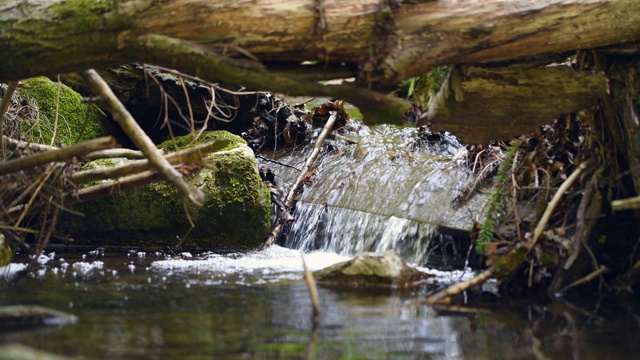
left=302, top=252, right=321, bottom=320
left=81, top=69, right=205, bottom=205
left=0, top=136, right=116, bottom=176
left=285, top=112, right=337, bottom=206
left=0, top=81, right=18, bottom=158
left=427, top=163, right=588, bottom=304
left=260, top=112, right=337, bottom=250
left=611, top=195, right=640, bottom=211
left=557, top=265, right=608, bottom=295
left=2, top=135, right=59, bottom=153
left=71, top=138, right=231, bottom=185
left=426, top=268, right=496, bottom=304
left=532, top=162, right=587, bottom=247
left=69, top=170, right=161, bottom=202
left=85, top=148, right=148, bottom=160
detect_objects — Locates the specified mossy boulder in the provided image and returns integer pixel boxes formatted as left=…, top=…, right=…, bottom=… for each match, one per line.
left=58, top=131, right=272, bottom=250
left=314, top=251, right=434, bottom=289
left=17, top=76, right=113, bottom=146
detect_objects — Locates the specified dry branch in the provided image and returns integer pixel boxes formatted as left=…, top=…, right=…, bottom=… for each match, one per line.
left=302, top=252, right=321, bottom=320
left=0, top=81, right=18, bottom=158
left=3, top=136, right=59, bottom=153
left=80, top=69, right=205, bottom=205
left=71, top=138, right=232, bottom=185
left=260, top=112, right=338, bottom=250
left=69, top=170, right=161, bottom=203
left=0, top=136, right=116, bottom=176
left=427, top=162, right=588, bottom=304
left=85, top=148, right=149, bottom=160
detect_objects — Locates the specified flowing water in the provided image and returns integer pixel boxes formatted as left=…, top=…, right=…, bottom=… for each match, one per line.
left=266, top=124, right=485, bottom=268
left=1, top=248, right=638, bottom=359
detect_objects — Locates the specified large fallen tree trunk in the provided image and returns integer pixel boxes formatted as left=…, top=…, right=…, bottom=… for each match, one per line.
left=0, top=0, right=639, bottom=129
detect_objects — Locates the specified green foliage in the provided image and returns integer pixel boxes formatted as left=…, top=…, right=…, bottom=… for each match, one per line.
left=475, top=140, right=522, bottom=254
left=411, top=66, right=450, bottom=106
left=0, top=234, right=13, bottom=267
left=18, top=77, right=111, bottom=146
left=598, top=235, right=607, bottom=244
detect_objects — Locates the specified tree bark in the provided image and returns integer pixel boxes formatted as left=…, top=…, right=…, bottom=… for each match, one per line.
left=0, top=0, right=639, bottom=128
left=419, top=63, right=608, bottom=144
left=1, top=1, right=639, bottom=84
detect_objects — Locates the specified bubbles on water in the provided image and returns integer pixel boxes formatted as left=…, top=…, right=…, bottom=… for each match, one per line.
left=71, top=261, right=104, bottom=277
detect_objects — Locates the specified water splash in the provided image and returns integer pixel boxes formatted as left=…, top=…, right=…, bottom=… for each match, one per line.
left=264, top=124, right=484, bottom=267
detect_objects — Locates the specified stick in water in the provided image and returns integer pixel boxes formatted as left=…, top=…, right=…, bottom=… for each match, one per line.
left=302, top=252, right=320, bottom=320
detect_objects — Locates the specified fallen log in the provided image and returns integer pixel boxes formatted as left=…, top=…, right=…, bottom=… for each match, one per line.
left=0, top=0, right=638, bottom=130
left=418, top=63, right=608, bottom=144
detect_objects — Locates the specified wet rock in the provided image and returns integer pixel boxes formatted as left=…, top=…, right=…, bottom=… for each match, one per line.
left=0, top=305, right=78, bottom=330
left=57, top=131, right=272, bottom=251
left=313, top=251, right=434, bottom=289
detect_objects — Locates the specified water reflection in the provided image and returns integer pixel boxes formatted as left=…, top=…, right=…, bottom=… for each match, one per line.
left=1, top=249, right=639, bottom=359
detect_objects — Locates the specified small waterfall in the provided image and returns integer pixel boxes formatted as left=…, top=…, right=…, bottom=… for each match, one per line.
left=262, top=125, right=485, bottom=267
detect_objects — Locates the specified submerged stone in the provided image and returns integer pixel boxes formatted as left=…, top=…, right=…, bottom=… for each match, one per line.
left=0, top=305, right=78, bottom=330
left=58, top=132, right=272, bottom=251
left=313, top=251, right=434, bottom=289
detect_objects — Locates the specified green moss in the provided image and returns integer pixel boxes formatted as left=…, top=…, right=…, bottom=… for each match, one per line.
left=476, top=140, right=522, bottom=254
left=158, top=131, right=246, bottom=152
left=412, top=66, right=450, bottom=107
left=58, top=133, right=272, bottom=250
left=0, top=234, right=13, bottom=267
left=18, top=77, right=112, bottom=146
left=49, top=0, right=129, bottom=32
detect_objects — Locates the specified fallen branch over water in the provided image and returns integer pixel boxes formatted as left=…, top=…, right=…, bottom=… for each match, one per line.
left=260, top=112, right=338, bottom=250
left=426, top=162, right=588, bottom=304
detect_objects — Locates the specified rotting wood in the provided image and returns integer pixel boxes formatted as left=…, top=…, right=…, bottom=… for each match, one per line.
left=80, top=69, right=205, bottom=206
left=418, top=64, right=608, bottom=144
left=0, top=136, right=116, bottom=176
left=0, top=0, right=637, bottom=131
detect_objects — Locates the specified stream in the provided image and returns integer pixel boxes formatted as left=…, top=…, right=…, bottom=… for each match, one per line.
left=1, top=247, right=639, bottom=359
left=1, top=121, right=639, bottom=359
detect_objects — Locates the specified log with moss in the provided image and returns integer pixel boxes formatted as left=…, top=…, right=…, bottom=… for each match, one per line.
left=0, top=0, right=638, bottom=133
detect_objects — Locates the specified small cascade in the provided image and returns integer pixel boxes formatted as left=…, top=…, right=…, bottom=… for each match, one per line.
left=261, top=124, right=486, bottom=267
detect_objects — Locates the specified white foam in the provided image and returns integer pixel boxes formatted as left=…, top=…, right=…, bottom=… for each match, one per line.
left=71, top=261, right=104, bottom=274
left=0, top=262, right=27, bottom=278
left=151, top=245, right=349, bottom=274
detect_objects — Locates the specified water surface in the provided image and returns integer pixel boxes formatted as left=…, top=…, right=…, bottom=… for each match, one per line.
left=1, top=247, right=638, bottom=359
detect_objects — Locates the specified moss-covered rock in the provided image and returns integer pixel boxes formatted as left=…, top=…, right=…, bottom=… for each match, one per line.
left=57, top=131, right=272, bottom=251
left=17, top=76, right=113, bottom=146
left=314, top=251, right=434, bottom=289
